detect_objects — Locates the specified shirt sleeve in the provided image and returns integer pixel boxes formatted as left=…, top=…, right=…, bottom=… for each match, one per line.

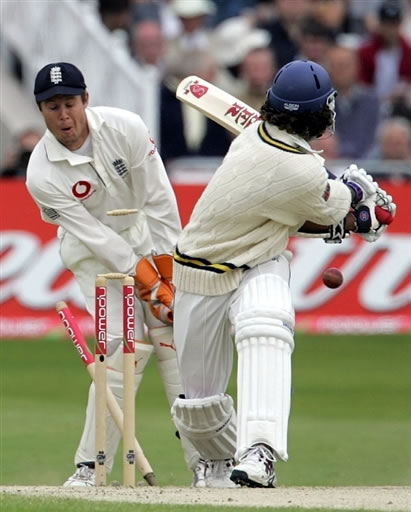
left=264, top=160, right=352, bottom=228
left=128, top=118, right=182, bottom=254
left=290, top=176, right=352, bottom=226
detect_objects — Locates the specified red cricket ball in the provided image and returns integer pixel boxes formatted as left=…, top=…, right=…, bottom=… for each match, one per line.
left=322, top=267, right=344, bottom=289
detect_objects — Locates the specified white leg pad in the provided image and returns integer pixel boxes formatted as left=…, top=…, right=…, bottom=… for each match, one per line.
left=172, top=394, right=237, bottom=460
left=149, top=326, right=182, bottom=405
left=234, top=274, right=295, bottom=462
left=150, top=326, right=200, bottom=470
left=74, top=342, right=153, bottom=472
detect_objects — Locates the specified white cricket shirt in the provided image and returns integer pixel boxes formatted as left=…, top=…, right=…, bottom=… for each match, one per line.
left=174, top=122, right=352, bottom=295
left=26, top=106, right=181, bottom=275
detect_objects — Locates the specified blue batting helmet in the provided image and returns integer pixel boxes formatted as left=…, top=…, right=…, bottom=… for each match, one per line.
left=267, top=60, right=336, bottom=114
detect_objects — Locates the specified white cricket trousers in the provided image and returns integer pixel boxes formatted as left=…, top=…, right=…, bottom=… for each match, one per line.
left=173, top=253, right=295, bottom=460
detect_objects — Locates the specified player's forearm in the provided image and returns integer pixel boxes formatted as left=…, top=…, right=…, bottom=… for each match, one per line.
left=54, top=202, right=139, bottom=274
left=141, top=157, right=182, bottom=252
left=298, top=212, right=357, bottom=234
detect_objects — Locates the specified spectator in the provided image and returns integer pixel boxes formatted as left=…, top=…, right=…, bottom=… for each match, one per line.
left=310, top=132, right=347, bottom=175
left=296, top=17, right=336, bottom=66
left=129, top=18, right=166, bottom=142
left=311, top=132, right=340, bottom=159
left=258, top=0, right=310, bottom=68
left=132, top=0, right=162, bottom=24
left=166, top=0, right=216, bottom=58
left=211, top=0, right=259, bottom=26
left=308, top=0, right=351, bottom=35
left=346, top=0, right=383, bottom=35
left=327, top=44, right=381, bottom=159
left=237, top=47, right=277, bottom=111
left=98, top=0, right=133, bottom=47
left=390, top=81, right=411, bottom=120
left=99, top=0, right=132, bottom=32
left=159, top=50, right=233, bottom=167
left=0, top=129, right=42, bottom=179
left=357, top=0, right=411, bottom=103
left=211, top=15, right=271, bottom=95
left=402, top=0, right=411, bottom=39
left=377, top=116, right=411, bottom=160
left=130, top=19, right=165, bottom=71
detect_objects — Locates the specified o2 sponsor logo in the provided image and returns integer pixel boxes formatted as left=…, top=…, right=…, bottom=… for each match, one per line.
left=72, top=181, right=92, bottom=199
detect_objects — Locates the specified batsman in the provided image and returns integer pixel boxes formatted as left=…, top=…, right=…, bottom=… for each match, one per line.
left=25, top=62, right=199, bottom=486
left=171, top=60, right=396, bottom=488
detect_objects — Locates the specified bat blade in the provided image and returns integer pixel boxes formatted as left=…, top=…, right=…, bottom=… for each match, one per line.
left=176, top=75, right=261, bottom=136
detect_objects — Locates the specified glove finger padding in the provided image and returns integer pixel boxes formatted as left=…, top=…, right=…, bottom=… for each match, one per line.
left=135, top=257, right=162, bottom=290
left=149, top=302, right=173, bottom=325
left=134, top=256, right=175, bottom=324
left=152, top=253, right=173, bottom=281
left=340, top=164, right=378, bottom=205
left=376, top=190, right=397, bottom=216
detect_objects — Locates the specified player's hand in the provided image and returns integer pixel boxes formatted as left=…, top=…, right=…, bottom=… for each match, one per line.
left=134, top=254, right=174, bottom=325
left=340, top=164, right=378, bottom=206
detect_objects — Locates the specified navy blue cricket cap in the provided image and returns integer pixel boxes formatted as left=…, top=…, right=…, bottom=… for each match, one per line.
left=34, top=62, right=87, bottom=102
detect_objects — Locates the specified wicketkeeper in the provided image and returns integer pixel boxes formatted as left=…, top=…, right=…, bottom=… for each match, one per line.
left=25, top=62, right=199, bottom=486
left=170, top=60, right=396, bottom=488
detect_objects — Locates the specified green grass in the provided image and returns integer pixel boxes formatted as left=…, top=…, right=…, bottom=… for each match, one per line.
left=1, top=334, right=410, bottom=489
left=0, top=494, right=389, bottom=512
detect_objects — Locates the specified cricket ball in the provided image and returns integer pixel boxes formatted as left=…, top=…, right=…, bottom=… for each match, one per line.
left=322, top=267, right=344, bottom=289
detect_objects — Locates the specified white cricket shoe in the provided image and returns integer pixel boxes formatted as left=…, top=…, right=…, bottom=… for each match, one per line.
left=63, top=464, right=96, bottom=487
left=230, top=444, right=277, bottom=488
left=205, top=458, right=238, bottom=488
left=192, top=459, right=207, bottom=487
left=192, top=458, right=237, bottom=488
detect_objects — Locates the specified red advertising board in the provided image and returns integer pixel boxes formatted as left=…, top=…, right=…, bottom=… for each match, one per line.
left=0, top=179, right=410, bottom=337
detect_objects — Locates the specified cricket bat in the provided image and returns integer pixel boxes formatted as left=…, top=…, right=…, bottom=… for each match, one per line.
left=176, top=75, right=261, bottom=136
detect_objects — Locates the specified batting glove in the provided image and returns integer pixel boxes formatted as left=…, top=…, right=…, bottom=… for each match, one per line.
left=375, top=189, right=397, bottom=216
left=340, top=164, right=378, bottom=206
left=324, top=218, right=349, bottom=244
left=354, top=198, right=396, bottom=243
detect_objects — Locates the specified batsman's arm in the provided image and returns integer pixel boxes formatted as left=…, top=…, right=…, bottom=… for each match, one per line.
left=298, top=206, right=393, bottom=242
left=299, top=212, right=357, bottom=235
left=176, top=75, right=395, bottom=241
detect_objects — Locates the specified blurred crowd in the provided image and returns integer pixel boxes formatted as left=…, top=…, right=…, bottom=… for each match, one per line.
left=2, top=0, right=410, bottom=178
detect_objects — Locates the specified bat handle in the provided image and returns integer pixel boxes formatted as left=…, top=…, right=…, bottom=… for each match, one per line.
left=375, top=205, right=394, bottom=225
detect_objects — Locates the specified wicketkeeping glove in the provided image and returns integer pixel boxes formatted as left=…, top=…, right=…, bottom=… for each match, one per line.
left=134, top=254, right=174, bottom=325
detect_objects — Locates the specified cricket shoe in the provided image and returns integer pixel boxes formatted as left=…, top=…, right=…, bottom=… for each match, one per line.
left=230, top=444, right=277, bottom=488
left=205, top=458, right=238, bottom=488
left=192, top=459, right=207, bottom=487
left=63, top=463, right=96, bottom=487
